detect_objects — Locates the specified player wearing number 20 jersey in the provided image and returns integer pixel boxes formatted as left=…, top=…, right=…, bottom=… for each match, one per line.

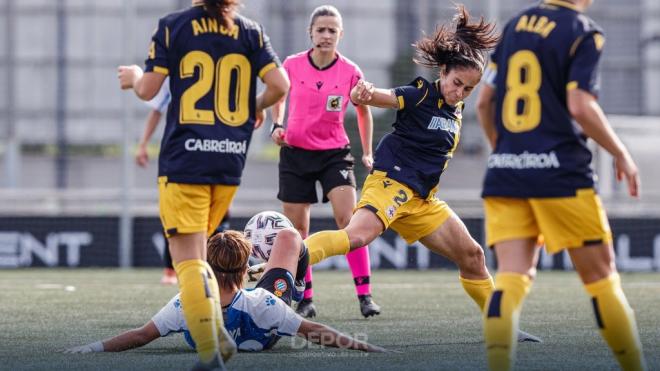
left=131, top=2, right=287, bottom=369
left=482, top=0, right=604, bottom=198
left=145, top=4, right=280, bottom=185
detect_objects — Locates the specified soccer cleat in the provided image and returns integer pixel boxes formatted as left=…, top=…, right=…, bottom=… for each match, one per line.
left=517, top=329, right=542, bottom=343
left=217, top=326, right=237, bottom=363
left=293, top=279, right=306, bottom=302
left=247, top=262, right=266, bottom=282
left=358, top=294, right=381, bottom=318
left=295, top=298, right=317, bottom=318
left=190, top=354, right=226, bottom=371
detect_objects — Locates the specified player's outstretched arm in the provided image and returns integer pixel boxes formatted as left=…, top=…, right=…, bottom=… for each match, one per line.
left=350, top=80, right=398, bottom=109
left=117, top=65, right=166, bottom=101
left=296, top=319, right=390, bottom=353
left=567, top=88, right=640, bottom=197
left=64, top=321, right=161, bottom=354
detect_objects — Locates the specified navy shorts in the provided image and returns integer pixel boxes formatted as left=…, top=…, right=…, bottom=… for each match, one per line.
left=256, top=268, right=296, bottom=306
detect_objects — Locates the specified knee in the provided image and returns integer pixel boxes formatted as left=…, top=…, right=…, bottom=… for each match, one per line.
left=334, top=214, right=352, bottom=229
left=459, top=243, right=487, bottom=271
left=347, top=230, right=370, bottom=249
left=275, top=228, right=303, bottom=255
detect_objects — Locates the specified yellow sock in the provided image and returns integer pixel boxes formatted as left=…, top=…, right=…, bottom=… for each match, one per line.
left=203, top=262, right=235, bottom=362
left=304, top=230, right=350, bottom=265
left=585, top=273, right=646, bottom=371
left=460, top=275, right=494, bottom=312
left=175, top=259, right=218, bottom=364
left=484, top=273, right=531, bottom=371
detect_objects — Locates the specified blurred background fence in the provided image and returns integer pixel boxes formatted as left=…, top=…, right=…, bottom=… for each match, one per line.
left=0, top=0, right=658, bottom=269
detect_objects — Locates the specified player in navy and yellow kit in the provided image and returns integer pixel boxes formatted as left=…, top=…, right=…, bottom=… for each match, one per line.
left=304, top=6, right=537, bottom=342
left=476, top=0, right=645, bottom=370
left=118, top=0, right=289, bottom=369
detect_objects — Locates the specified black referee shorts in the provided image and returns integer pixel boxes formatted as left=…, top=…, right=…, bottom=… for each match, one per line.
left=278, top=145, right=356, bottom=204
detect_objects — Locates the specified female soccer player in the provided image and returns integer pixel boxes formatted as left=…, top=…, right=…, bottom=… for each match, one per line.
left=64, top=229, right=388, bottom=355
left=302, top=5, right=537, bottom=342
left=476, top=0, right=646, bottom=370
left=117, top=0, right=289, bottom=368
left=270, top=5, right=379, bottom=319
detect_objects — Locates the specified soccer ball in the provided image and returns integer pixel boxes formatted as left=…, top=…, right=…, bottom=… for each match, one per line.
left=244, top=211, right=294, bottom=262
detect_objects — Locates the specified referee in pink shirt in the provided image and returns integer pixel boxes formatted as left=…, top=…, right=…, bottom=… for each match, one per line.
left=271, top=5, right=380, bottom=319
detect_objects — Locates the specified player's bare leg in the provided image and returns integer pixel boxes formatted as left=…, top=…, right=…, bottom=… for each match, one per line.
left=305, top=207, right=383, bottom=265
left=283, top=202, right=316, bottom=317
left=421, top=218, right=541, bottom=344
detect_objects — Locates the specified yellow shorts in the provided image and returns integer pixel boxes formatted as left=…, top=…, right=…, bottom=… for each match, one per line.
left=483, top=188, right=612, bottom=254
left=158, top=176, right=237, bottom=238
left=356, top=171, right=453, bottom=244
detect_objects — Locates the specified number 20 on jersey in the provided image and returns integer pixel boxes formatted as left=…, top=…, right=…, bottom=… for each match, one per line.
left=180, top=51, right=251, bottom=127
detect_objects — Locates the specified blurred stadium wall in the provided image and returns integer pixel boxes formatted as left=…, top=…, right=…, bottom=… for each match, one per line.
left=0, top=0, right=658, bottom=269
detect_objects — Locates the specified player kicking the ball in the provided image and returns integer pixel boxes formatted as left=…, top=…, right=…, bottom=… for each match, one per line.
left=64, top=222, right=389, bottom=359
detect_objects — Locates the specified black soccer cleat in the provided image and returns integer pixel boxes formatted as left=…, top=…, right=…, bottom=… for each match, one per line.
left=517, top=329, right=542, bottom=343
left=296, top=298, right=317, bottom=318
left=358, top=294, right=381, bottom=318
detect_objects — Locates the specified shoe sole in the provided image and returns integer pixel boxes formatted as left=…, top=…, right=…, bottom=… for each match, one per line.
left=361, top=311, right=380, bottom=318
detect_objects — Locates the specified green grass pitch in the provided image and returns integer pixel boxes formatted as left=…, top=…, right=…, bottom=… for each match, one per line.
left=0, top=269, right=658, bottom=370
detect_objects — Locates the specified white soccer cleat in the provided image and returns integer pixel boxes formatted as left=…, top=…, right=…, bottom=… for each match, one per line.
left=247, top=262, right=267, bottom=282
left=63, top=345, right=94, bottom=354
left=218, top=326, right=237, bottom=363
left=517, top=329, right=542, bottom=343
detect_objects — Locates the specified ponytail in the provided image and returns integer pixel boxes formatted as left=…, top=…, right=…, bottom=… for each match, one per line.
left=203, top=0, right=240, bottom=28
left=413, top=4, right=499, bottom=73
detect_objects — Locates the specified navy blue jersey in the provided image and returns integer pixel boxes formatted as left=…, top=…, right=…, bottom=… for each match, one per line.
left=482, top=0, right=605, bottom=197
left=373, top=77, right=463, bottom=198
left=144, top=5, right=280, bottom=184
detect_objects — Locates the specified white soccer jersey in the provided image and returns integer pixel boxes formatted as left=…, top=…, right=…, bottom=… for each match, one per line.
left=144, top=77, right=171, bottom=113
left=151, top=288, right=303, bottom=352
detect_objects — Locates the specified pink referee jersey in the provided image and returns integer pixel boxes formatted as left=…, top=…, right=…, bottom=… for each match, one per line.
left=283, top=50, right=363, bottom=150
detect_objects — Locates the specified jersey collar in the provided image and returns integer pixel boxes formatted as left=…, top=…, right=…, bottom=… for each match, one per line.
left=307, top=49, right=339, bottom=71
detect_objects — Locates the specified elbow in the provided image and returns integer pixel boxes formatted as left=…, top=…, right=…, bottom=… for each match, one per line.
left=475, top=98, right=492, bottom=119
left=130, top=331, right=152, bottom=348
left=475, top=103, right=487, bottom=118
left=567, top=99, right=588, bottom=123
left=275, top=77, right=290, bottom=101
left=567, top=89, right=597, bottom=124
left=135, top=86, right=157, bottom=101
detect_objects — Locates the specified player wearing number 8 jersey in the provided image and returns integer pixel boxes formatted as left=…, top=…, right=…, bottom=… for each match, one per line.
left=118, top=1, right=289, bottom=369
left=476, top=0, right=645, bottom=370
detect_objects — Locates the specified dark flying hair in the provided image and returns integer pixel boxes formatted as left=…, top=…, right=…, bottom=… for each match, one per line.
left=413, top=4, right=499, bottom=73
